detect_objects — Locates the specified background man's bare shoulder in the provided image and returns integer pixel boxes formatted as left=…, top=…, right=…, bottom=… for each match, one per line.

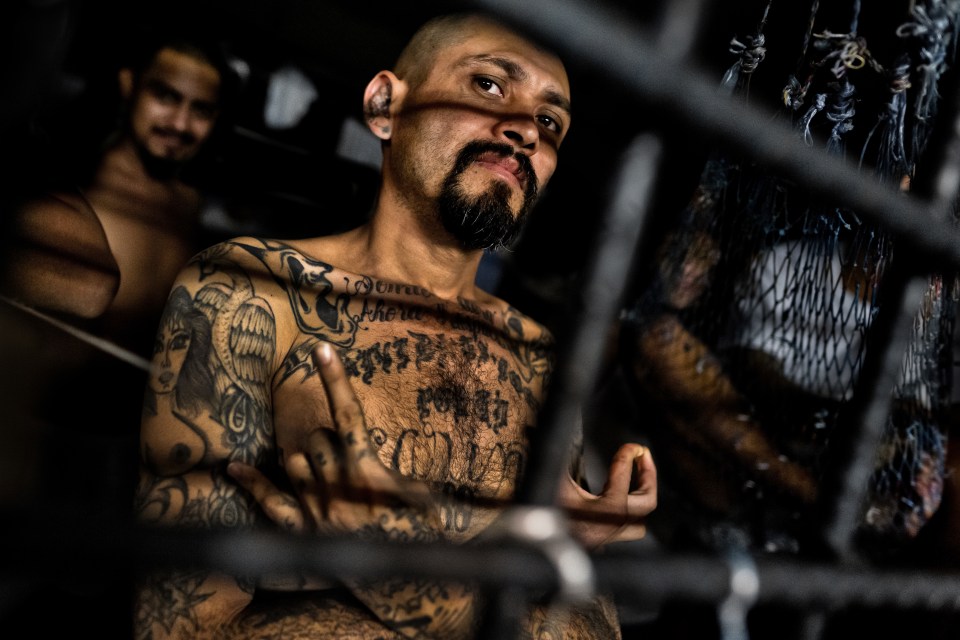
left=2, top=191, right=119, bottom=318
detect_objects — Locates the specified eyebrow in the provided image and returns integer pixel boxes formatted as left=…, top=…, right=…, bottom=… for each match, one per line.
left=144, top=77, right=220, bottom=110
left=461, top=54, right=572, bottom=115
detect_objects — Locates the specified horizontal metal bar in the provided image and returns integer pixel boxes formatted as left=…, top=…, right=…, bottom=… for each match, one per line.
left=6, top=512, right=960, bottom=614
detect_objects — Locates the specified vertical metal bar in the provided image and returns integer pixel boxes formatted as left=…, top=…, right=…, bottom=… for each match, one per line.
left=928, top=101, right=960, bottom=219
left=474, top=135, right=664, bottom=640
left=907, top=26, right=960, bottom=221
left=518, top=134, right=662, bottom=505
left=819, top=270, right=930, bottom=560
left=476, top=584, right=529, bottom=640
left=655, top=0, right=713, bottom=61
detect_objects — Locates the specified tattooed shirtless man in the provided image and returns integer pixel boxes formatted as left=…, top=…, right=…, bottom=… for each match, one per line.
left=135, top=12, right=657, bottom=639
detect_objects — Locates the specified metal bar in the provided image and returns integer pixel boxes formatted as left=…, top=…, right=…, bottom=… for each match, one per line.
left=908, top=42, right=960, bottom=220
left=654, top=0, right=714, bottom=61
left=517, top=134, right=663, bottom=505
left=8, top=515, right=960, bottom=615
left=597, top=550, right=960, bottom=611
left=0, top=295, right=153, bottom=373
left=819, top=273, right=932, bottom=560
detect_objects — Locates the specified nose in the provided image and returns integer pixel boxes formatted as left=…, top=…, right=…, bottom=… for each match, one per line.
left=170, top=104, right=192, bottom=132
left=494, top=114, right=539, bottom=155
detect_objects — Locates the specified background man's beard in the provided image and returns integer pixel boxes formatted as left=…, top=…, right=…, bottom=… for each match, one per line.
left=437, top=141, right=539, bottom=251
left=135, top=127, right=198, bottom=178
left=136, top=143, right=189, bottom=179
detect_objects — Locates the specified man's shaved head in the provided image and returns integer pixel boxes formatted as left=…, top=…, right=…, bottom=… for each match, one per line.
left=394, top=13, right=555, bottom=90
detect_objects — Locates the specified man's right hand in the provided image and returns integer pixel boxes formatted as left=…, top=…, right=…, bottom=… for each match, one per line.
left=228, top=342, right=440, bottom=542
left=228, top=343, right=482, bottom=638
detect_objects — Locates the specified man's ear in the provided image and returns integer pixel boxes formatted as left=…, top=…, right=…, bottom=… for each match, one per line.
left=118, top=68, right=135, bottom=100
left=363, top=71, right=404, bottom=141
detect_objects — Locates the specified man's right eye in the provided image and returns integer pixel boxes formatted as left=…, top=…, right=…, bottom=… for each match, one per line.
left=475, top=76, right=504, bottom=97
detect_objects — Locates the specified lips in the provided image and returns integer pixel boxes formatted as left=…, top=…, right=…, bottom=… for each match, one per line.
left=151, top=128, right=196, bottom=150
left=475, top=151, right=526, bottom=189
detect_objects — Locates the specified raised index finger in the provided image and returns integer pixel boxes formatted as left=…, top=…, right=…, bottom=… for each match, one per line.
left=311, top=342, right=376, bottom=463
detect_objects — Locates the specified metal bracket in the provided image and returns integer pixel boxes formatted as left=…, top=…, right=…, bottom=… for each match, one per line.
left=491, top=505, right=597, bottom=605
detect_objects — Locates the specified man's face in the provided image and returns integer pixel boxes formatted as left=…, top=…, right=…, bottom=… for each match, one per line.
left=127, top=48, right=222, bottom=164
left=390, top=21, right=571, bottom=250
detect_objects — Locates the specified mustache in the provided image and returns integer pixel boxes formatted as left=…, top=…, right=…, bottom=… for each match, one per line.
left=453, top=140, right=537, bottom=192
left=151, top=127, right=197, bottom=146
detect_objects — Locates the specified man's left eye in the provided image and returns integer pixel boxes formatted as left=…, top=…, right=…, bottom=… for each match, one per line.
left=475, top=77, right=504, bottom=97
left=538, top=114, right=560, bottom=133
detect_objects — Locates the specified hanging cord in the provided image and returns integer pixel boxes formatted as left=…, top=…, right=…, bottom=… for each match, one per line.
left=720, top=0, right=774, bottom=95
left=813, top=31, right=883, bottom=77
left=861, top=55, right=913, bottom=181
left=783, top=0, right=821, bottom=110
left=798, top=0, right=886, bottom=152
left=826, top=79, right=857, bottom=154
left=799, top=92, right=828, bottom=145
left=822, top=0, right=865, bottom=155
left=896, top=0, right=960, bottom=161
left=850, top=0, right=862, bottom=35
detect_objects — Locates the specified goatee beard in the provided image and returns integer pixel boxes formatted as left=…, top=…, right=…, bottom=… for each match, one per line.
left=436, top=140, right=538, bottom=251
left=136, top=144, right=187, bottom=180
left=135, top=127, right=198, bottom=179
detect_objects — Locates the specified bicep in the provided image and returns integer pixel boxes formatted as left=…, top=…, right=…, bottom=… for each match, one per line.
left=141, top=250, right=281, bottom=472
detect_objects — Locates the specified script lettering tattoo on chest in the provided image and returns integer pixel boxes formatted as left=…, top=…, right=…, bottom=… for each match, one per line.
left=416, top=383, right=509, bottom=433
left=218, top=241, right=554, bottom=528
left=339, top=338, right=412, bottom=384
left=357, top=297, right=426, bottom=323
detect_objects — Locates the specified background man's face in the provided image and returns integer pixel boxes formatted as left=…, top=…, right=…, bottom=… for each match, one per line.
left=129, top=48, right=222, bottom=164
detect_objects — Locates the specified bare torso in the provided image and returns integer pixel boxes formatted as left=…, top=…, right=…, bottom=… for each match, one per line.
left=88, top=144, right=202, bottom=354
left=137, top=235, right=590, bottom=638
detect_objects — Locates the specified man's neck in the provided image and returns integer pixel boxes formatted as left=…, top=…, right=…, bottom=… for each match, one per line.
left=344, top=199, right=485, bottom=301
